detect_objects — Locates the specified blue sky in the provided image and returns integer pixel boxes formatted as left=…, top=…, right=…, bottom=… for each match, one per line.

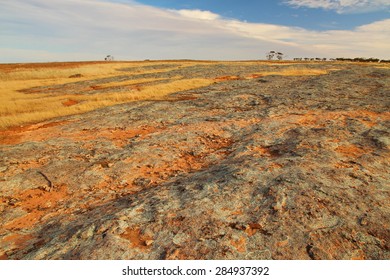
left=134, top=0, right=389, bottom=30
left=1, top=0, right=389, bottom=62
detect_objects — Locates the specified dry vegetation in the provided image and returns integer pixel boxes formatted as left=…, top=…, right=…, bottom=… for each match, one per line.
left=256, top=67, right=331, bottom=76
left=0, top=61, right=213, bottom=129
left=0, top=60, right=340, bottom=130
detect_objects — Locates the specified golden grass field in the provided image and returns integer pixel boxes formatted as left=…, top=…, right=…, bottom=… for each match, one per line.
left=0, top=61, right=213, bottom=129
left=0, top=60, right=378, bottom=130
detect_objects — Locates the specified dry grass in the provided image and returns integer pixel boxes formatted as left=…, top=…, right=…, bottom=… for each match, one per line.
left=256, top=67, right=331, bottom=77
left=0, top=61, right=214, bottom=129
left=0, top=61, right=185, bottom=81
left=0, top=78, right=213, bottom=129
left=89, top=77, right=169, bottom=90
left=0, top=61, right=335, bottom=130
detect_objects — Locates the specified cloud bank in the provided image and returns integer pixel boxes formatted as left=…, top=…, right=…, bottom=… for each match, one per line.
left=0, top=0, right=389, bottom=62
left=285, top=0, right=390, bottom=13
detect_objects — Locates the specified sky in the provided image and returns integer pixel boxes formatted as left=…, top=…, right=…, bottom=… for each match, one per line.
left=0, top=0, right=389, bottom=62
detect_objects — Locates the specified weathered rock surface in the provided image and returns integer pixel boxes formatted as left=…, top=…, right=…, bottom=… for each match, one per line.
left=0, top=62, right=389, bottom=259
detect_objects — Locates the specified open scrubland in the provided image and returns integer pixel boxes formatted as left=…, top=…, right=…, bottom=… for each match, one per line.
left=0, top=60, right=330, bottom=129
left=0, top=60, right=389, bottom=259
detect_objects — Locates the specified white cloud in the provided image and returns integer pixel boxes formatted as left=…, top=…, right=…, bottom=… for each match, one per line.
left=285, top=0, right=390, bottom=13
left=0, top=0, right=389, bottom=62
left=173, top=9, right=220, bottom=21
left=220, top=17, right=390, bottom=58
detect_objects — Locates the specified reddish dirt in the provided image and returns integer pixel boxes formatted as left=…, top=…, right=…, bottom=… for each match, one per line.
left=69, top=126, right=162, bottom=148
left=3, top=185, right=68, bottom=230
left=0, top=120, right=72, bottom=145
left=62, top=99, right=79, bottom=107
left=215, top=76, right=242, bottom=81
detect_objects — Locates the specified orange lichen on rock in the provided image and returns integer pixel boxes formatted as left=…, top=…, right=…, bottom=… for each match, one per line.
left=267, top=163, right=283, bottom=171
left=245, top=223, right=263, bottom=237
left=120, top=227, right=152, bottom=251
left=334, top=161, right=360, bottom=171
left=335, top=144, right=369, bottom=158
left=3, top=185, right=68, bottom=230
left=251, top=146, right=273, bottom=157
left=230, top=236, right=247, bottom=253
left=165, top=249, right=188, bottom=260
left=231, top=209, right=244, bottom=216
left=275, top=238, right=289, bottom=247
left=3, top=233, right=33, bottom=248
left=0, top=120, right=71, bottom=145
left=68, top=126, right=162, bottom=147
left=289, top=110, right=390, bottom=129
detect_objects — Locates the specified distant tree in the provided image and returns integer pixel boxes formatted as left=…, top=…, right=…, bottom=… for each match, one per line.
left=266, top=51, right=284, bottom=60
left=266, top=51, right=276, bottom=60
left=333, top=57, right=388, bottom=63
left=368, top=58, right=380, bottom=62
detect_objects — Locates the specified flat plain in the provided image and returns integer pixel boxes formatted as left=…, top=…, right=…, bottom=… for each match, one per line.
left=0, top=60, right=389, bottom=259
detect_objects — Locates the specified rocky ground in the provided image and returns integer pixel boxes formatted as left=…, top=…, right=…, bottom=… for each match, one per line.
left=0, top=62, right=389, bottom=259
